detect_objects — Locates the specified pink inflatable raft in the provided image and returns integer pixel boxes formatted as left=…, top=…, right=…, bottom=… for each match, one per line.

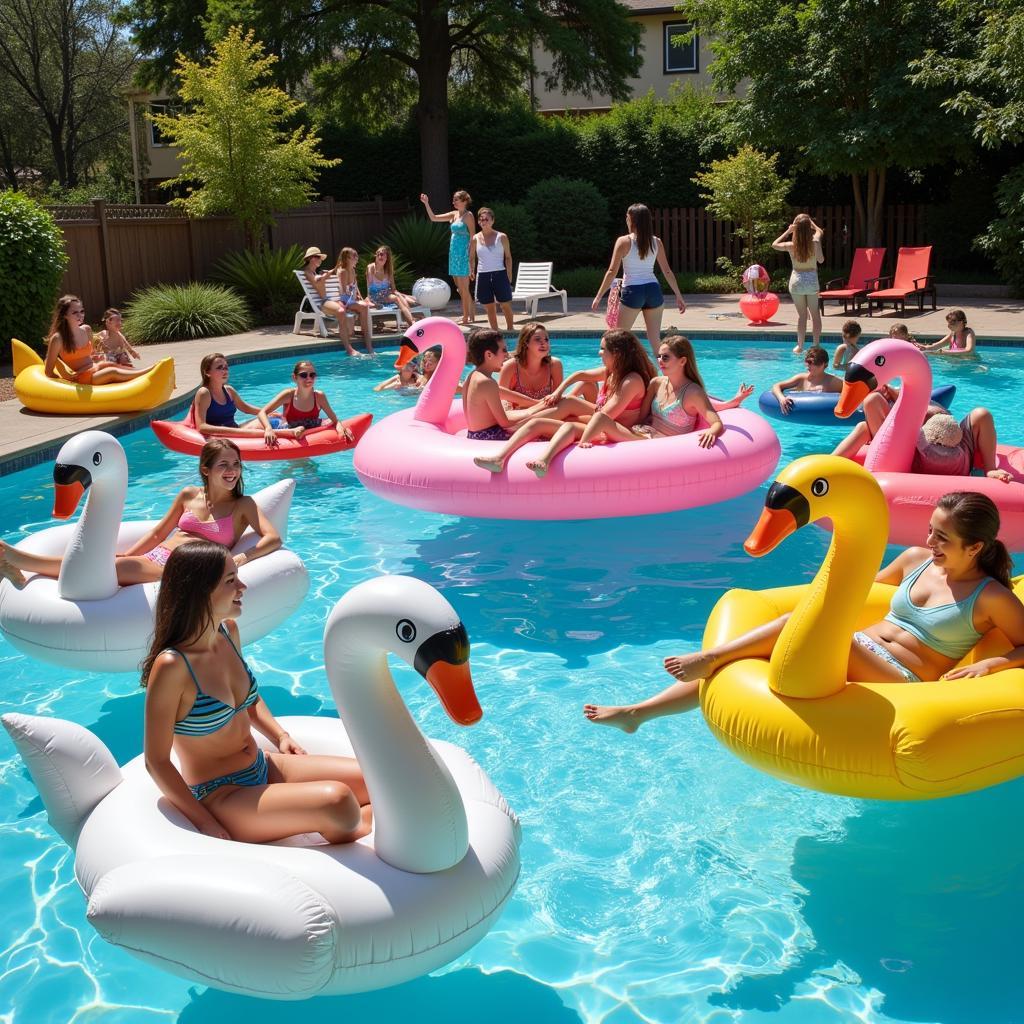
left=353, top=318, right=781, bottom=520
left=835, top=338, right=1024, bottom=548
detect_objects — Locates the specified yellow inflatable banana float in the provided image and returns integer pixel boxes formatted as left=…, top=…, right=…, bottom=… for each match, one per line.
left=699, top=454, right=1024, bottom=800
left=12, top=339, right=175, bottom=414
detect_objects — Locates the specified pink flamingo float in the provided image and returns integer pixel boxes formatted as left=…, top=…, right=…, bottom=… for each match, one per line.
left=835, top=338, right=1024, bottom=548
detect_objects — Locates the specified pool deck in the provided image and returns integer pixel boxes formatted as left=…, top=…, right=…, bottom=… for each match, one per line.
left=2, top=292, right=1021, bottom=474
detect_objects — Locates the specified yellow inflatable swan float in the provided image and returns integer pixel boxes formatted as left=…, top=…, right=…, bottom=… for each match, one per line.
left=699, top=455, right=1024, bottom=800
left=12, top=338, right=175, bottom=414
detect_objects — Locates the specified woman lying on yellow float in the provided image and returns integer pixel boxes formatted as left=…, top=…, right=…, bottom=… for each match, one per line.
left=586, top=455, right=1024, bottom=800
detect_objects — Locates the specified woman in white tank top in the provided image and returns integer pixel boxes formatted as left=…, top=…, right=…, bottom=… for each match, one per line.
left=470, top=208, right=515, bottom=330
left=593, top=204, right=686, bottom=361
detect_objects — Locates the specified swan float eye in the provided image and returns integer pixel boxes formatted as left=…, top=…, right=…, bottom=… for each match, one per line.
left=396, top=619, right=417, bottom=643
left=811, top=478, right=829, bottom=497
left=415, top=328, right=425, bottom=339
left=874, top=355, right=885, bottom=368
left=92, top=452, right=102, bottom=466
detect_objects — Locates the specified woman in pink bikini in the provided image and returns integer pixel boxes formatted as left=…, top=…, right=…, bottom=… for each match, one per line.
left=498, top=323, right=565, bottom=408
left=0, top=439, right=280, bottom=590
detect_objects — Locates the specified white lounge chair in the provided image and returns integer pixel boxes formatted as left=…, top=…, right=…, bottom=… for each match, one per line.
left=510, top=262, right=568, bottom=317
left=292, top=270, right=353, bottom=338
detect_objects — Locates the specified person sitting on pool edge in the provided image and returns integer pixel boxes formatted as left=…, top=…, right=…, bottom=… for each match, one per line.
left=462, top=329, right=544, bottom=442
left=770, top=346, right=843, bottom=415
left=584, top=490, right=1024, bottom=732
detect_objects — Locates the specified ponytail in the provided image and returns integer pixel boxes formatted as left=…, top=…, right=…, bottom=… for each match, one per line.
left=936, top=491, right=1014, bottom=590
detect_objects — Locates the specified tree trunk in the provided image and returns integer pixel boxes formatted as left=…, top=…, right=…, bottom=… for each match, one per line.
left=851, top=168, right=887, bottom=245
left=415, top=2, right=452, bottom=207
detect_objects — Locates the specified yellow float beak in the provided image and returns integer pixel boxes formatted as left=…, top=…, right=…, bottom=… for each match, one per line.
left=744, top=507, right=798, bottom=556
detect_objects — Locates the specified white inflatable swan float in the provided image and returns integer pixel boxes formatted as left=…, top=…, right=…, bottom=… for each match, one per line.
left=2, top=575, right=521, bottom=998
left=0, top=430, right=308, bottom=672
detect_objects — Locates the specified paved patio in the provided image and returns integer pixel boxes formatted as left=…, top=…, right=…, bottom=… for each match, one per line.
left=2, top=292, right=1021, bottom=473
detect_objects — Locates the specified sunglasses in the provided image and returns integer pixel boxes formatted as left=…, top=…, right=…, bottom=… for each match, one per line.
left=297, top=370, right=317, bottom=379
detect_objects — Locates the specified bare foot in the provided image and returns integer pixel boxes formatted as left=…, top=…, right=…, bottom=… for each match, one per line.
left=293, top=426, right=307, bottom=440
left=663, top=650, right=717, bottom=682
left=473, top=456, right=505, bottom=474
left=583, top=703, right=641, bottom=733
left=578, top=441, right=594, bottom=450
left=526, top=458, right=549, bottom=478
left=792, top=345, right=804, bottom=355
left=0, top=556, right=27, bottom=590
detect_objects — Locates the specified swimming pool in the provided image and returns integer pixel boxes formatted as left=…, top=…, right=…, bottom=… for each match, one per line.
left=3, top=338, right=1023, bottom=1024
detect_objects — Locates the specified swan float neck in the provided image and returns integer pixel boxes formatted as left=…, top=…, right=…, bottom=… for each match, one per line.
left=745, top=455, right=889, bottom=698
left=396, top=317, right=467, bottom=426
left=324, top=575, right=481, bottom=873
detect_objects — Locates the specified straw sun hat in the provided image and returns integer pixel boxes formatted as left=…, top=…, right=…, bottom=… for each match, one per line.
left=302, top=246, right=327, bottom=263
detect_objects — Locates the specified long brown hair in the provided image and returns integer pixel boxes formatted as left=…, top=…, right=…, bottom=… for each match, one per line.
left=662, top=335, right=706, bottom=389
left=49, top=295, right=81, bottom=353
left=792, top=213, right=814, bottom=263
left=199, top=438, right=244, bottom=505
left=936, top=492, right=1014, bottom=590
left=200, top=352, right=227, bottom=389
left=373, top=245, right=395, bottom=280
left=336, top=246, right=358, bottom=272
left=627, top=204, right=654, bottom=260
left=140, top=540, right=232, bottom=687
left=513, top=322, right=550, bottom=366
left=602, top=329, right=655, bottom=396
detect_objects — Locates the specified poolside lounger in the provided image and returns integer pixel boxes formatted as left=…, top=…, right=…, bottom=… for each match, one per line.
left=293, top=270, right=354, bottom=337
left=818, top=247, right=887, bottom=314
left=510, top=262, right=568, bottom=317
left=866, top=246, right=937, bottom=316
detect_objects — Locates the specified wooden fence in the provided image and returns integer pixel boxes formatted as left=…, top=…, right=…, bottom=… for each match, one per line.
left=49, top=197, right=412, bottom=314
left=651, top=204, right=929, bottom=274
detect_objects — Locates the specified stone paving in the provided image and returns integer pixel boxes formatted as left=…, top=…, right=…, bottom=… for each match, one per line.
left=2, top=292, right=1021, bottom=472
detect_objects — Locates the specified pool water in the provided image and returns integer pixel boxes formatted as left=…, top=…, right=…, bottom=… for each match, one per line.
left=3, top=339, right=1024, bottom=1024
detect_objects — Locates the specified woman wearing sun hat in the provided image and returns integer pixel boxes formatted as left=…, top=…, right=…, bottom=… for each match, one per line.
left=301, top=245, right=354, bottom=349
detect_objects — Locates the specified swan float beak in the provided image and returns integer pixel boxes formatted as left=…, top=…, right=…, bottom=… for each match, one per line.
left=744, top=481, right=809, bottom=556
left=395, top=340, right=420, bottom=369
left=52, top=464, right=91, bottom=519
left=835, top=363, right=877, bottom=419
left=414, top=624, right=481, bottom=725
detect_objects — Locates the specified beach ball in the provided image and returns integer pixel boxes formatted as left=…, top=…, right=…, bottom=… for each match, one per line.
left=739, top=291, right=780, bottom=324
left=413, top=278, right=452, bottom=310
left=742, top=264, right=771, bottom=294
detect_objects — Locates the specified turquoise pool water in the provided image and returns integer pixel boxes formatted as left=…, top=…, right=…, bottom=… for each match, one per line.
left=3, top=339, right=1024, bottom=1024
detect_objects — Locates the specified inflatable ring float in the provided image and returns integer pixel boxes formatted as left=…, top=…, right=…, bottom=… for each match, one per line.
left=835, top=339, right=1024, bottom=547
left=2, top=576, right=521, bottom=997
left=151, top=407, right=374, bottom=461
left=12, top=338, right=175, bottom=414
left=353, top=317, right=781, bottom=519
left=699, top=454, right=1024, bottom=799
left=758, top=382, right=955, bottom=426
left=0, top=431, right=308, bottom=671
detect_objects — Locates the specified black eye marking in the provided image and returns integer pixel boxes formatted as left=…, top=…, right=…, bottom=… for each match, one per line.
left=396, top=619, right=417, bottom=643
left=874, top=355, right=885, bottom=367
left=811, top=478, right=829, bottom=497
left=415, top=328, right=425, bottom=338
left=92, top=452, right=102, bottom=466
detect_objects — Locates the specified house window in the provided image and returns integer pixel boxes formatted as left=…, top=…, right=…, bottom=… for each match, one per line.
left=149, top=102, right=181, bottom=147
left=663, top=22, right=698, bottom=74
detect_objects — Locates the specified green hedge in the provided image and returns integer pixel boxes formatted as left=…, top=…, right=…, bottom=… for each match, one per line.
left=124, top=283, right=253, bottom=342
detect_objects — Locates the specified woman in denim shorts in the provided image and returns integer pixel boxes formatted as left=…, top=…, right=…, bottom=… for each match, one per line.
left=592, top=204, right=687, bottom=360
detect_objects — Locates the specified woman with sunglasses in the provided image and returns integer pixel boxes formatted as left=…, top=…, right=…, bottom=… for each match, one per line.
left=257, top=360, right=354, bottom=445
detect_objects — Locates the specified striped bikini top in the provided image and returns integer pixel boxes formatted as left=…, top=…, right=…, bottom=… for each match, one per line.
left=171, top=626, right=259, bottom=736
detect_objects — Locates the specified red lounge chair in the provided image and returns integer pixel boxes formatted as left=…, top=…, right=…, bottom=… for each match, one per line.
left=818, top=247, right=886, bottom=314
left=866, top=246, right=937, bottom=316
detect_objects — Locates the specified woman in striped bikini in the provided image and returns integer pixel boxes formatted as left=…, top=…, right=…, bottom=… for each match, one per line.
left=497, top=323, right=564, bottom=409
left=142, top=540, right=371, bottom=842
left=0, top=439, right=280, bottom=590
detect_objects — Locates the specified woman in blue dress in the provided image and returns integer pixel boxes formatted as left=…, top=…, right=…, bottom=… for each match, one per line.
left=420, top=189, right=476, bottom=325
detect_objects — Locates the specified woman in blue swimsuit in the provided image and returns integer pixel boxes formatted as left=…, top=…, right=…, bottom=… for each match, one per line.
left=586, top=491, right=1024, bottom=732
left=142, top=541, right=372, bottom=843
left=420, top=189, right=476, bottom=325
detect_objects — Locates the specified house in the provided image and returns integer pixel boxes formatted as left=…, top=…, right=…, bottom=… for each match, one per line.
left=530, top=0, right=725, bottom=113
left=124, top=90, right=183, bottom=202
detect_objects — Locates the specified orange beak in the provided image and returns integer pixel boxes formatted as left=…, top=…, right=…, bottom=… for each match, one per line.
left=744, top=507, right=798, bottom=557
left=835, top=380, right=871, bottom=419
left=395, top=342, right=419, bottom=370
left=426, top=660, right=482, bottom=726
left=52, top=481, right=86, bottom=519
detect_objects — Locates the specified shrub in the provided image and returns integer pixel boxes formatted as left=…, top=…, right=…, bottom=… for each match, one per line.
left=0, top=191, right=69, bottom=352
left=378, top=215, right=449, bottom=278
left=489, top=202, right=539, bottom=264
left=211, top=244, right=304, bottom=324
left=523, top=178, right=608, bottom=269
left=553, top=266, right=606, bottom=297
left=976, top=164, right=1024, bottom=294
left=123, top=283, right=252, bottom=342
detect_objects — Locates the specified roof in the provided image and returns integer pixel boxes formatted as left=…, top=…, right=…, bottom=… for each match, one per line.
left=619, top=0, right=686, bottom=13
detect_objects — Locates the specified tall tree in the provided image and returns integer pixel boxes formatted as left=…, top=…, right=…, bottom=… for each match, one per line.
left=124, top=0, right=642, bottom=203
left=0, top=0, right=137, bottom=187
left=153, top=28, right=338, bottom=249
left=678, top=0, right=971, bottom=243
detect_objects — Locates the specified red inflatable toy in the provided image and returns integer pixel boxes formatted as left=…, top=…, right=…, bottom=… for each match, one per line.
left=739, top=264, right=780, bottom=324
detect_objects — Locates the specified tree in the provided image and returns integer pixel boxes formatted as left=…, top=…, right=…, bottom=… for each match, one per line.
left=152, top=28, right=338, bottom=250
left=678, top=0, right=971, bottom=244
left=124, top=0, right=643, bottom=204
left=693, top=145, right=791, bottom=271
left=0, top=0, right=137, bottom=187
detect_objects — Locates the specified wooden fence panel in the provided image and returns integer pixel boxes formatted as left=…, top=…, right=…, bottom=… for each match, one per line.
left=56, top=222, right=106, bottom=319
left=106, top=220, right=192, bottom=305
